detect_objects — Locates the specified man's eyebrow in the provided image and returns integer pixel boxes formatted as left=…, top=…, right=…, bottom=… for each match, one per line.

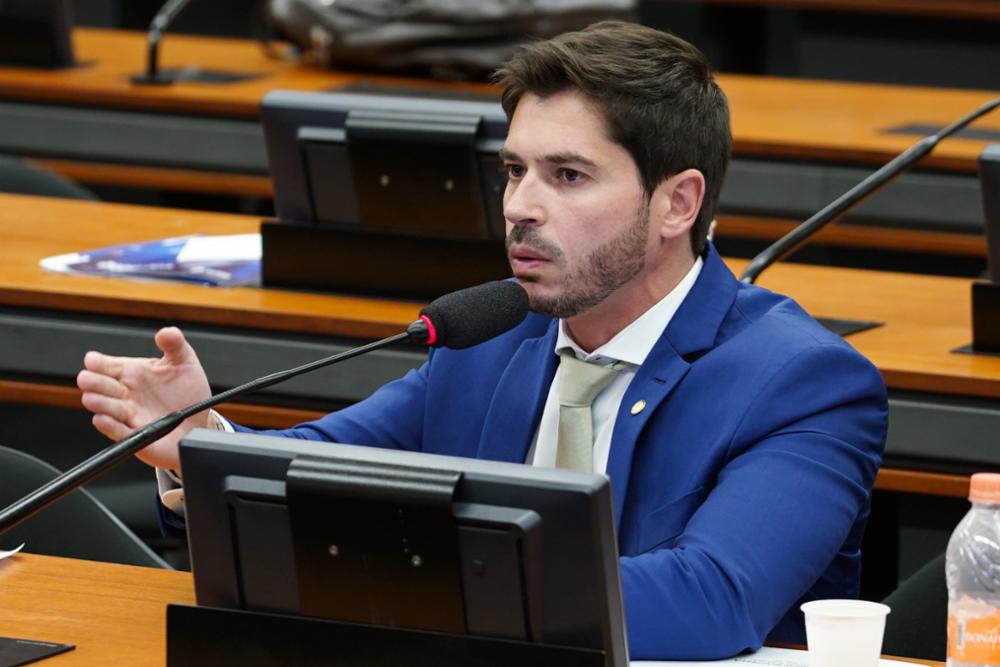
left=497, top=148, right=597, bottom=168
left=544, top=152, right=598, bottom=168
left=498, top=148, right=520, bottom=162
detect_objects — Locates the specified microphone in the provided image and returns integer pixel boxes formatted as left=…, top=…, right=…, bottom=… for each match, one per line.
left=131, top=0, right=193, bottom=85
left=416, top=279, right=531, bottom=349
left=130, top=0, right=262, bottom=86
left=739, top=96, right=1000, bottom=285
left=0, top=280, right=529, bottom=535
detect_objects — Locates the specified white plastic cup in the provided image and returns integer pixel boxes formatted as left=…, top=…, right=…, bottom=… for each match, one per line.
left=801, top=599, right=891, bottom=667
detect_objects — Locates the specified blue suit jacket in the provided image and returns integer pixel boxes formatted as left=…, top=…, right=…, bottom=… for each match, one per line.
left=235, top=244, right=888, bottom=660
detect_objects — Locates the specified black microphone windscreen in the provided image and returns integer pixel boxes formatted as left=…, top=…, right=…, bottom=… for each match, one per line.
left=419, top=281, right=530, bottom=349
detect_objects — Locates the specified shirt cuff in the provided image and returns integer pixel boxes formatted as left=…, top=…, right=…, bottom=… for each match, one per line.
left=156, top=467, right=186, bottom=519
left=155, top=409, right=232, bottom=519
left=208, top=409, right=234, bottom=432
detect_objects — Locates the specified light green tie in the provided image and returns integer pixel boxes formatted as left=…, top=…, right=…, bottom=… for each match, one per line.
left=556, top=351, right=623, bottom=472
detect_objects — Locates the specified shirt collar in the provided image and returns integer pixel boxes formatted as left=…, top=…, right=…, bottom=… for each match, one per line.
left=555, top=256, right=704, bottom=367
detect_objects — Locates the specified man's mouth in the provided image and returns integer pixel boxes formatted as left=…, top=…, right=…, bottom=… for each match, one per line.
left=508, top=245, right=551, bottom=271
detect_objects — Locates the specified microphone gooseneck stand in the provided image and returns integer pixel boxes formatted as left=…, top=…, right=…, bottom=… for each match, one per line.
left=131, top=0, right=262, bottom=85
left=739, top=96, right=1000, bottom=285
left=131, top=0, right=193, bottom=85
left=0, top=278, right=530, bottom=537
left=0, top=326, right=419, bottom=535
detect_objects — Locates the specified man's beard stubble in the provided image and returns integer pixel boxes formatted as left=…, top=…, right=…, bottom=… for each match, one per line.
left=505, top=200, right=650, bottom=319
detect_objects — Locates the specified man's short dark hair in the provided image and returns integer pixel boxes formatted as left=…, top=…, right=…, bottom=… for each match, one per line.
left=493, top=21, right=731, bottom=257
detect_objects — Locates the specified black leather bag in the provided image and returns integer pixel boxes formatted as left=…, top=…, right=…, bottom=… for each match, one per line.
left=265, top=0, right=636, bottom=79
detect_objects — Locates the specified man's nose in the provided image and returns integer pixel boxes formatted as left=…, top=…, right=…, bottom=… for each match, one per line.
left=503, top=176, right=546, bottom=227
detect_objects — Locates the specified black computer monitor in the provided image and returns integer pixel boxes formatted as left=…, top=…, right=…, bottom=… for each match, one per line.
left=180, top=429, right=628, bottom=666
left=261, top=88, right=509, bottom=240
left=258, top=88, right=514, bottom=298
left=967, top=144, right=1000, bottom=353
left=0, top=0, right=75, bottom=69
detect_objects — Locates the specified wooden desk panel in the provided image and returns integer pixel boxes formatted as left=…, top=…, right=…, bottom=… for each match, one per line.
left=721, top=76, right=999, bottom=173
left=6, top=193, right=997, bottom=398
left=0, top=553, right=944, bottom=666
left=717, top=214, right=988, bottom=258
left=0, top=553, right=194, bottom=666
left=750, top=262, right=1000, bottom=399
left=0, top=29, right=494, bottom=118
left=0, top=28, right=992, bottom=259
left=0, top=378, right=323, bottom=430
left=29, top=158, right=275, bottom=199
left=0, top=194, right=420, bottom=340
left=0, top=28, right=994, bottom=173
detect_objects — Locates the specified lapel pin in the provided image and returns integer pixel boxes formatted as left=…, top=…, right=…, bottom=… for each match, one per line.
left=630, top=400, right=647, bottom=415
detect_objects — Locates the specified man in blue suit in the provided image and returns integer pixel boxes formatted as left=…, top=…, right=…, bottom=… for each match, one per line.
left=76, top=21, right=887, bottom=660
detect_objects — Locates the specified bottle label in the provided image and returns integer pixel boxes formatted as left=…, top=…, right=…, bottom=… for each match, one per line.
left=949, top=597, right=1000, bottom=663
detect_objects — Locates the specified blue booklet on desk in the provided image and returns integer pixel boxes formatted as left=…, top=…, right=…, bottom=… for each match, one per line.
left=40, top=234, right=262, bottom=287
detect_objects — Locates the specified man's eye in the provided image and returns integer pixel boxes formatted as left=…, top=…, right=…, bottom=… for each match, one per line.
left=559, top=168, right=583, bottom=183
left=504, top=164, right=525, bottom=179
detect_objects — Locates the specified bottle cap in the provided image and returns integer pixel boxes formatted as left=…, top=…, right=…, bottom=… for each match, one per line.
left=969, top=473, right=1000, bottom=503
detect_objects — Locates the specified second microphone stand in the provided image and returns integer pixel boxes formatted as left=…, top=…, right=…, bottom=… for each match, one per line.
left=131, top=0, right=263, bottom=85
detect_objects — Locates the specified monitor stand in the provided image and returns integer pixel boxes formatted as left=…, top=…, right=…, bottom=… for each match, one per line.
left=954, top=280, right=1000, bottom=356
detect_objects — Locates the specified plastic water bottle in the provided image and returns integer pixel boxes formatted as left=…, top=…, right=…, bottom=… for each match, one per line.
left=947, top=473, right=1000, bottom=666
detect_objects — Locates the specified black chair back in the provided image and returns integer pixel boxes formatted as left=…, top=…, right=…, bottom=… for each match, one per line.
left=881, top=552, right=946, bottom=661
left=0, top=446, right=170, bottom=569
left=0, top=155, right=97, bottom=200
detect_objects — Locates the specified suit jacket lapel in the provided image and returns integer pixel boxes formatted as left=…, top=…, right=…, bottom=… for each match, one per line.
left=476, top=322, right=559, bottom=464
left=605, top=244, right=739, bottom=528
left=606, top=343, right=689, bottom=528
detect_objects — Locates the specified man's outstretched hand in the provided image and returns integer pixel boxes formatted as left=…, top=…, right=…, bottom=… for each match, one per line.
left=76, top=327, right=211, bottom=472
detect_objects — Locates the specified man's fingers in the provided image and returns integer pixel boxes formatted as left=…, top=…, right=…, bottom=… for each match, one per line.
left=155, top=327, right=196, bottom=367
left=92, top=414, right=131, bottom=442
left=83, top=350, right=125, bottom=378
left=81, top=392, right=132, bottom=424
left=76, top=370, right=127, bottom=399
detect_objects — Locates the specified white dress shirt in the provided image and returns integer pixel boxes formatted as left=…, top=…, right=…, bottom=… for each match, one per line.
left=527, top=257, right=703, bottom=473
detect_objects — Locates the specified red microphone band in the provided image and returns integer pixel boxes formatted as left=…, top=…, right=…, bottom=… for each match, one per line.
left=419, top=314, right=438, bottom=346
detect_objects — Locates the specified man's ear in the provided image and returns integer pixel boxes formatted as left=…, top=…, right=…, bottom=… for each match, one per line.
left=649, top=169, right=705, bottom=241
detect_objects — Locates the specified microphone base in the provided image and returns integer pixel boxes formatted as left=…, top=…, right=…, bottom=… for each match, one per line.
left=131, top=67, right=263, bottom=85
left=816, top=317, right=882, bottom=338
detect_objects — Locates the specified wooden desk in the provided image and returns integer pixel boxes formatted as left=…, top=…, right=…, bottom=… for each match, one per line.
left=0, top=29, right=495, bottom=198
left=0, top=28, right=992, bottom=171
left=0, top=553, right=194, bottom=666
left=0, top=28, right=995, bottom=249
left=0, top=192, right=998, bottom=503
left=0, top=552, right=944, bottom=666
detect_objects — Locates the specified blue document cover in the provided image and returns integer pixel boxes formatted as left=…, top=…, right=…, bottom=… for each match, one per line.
left=40, top=234, right=261, bottom=287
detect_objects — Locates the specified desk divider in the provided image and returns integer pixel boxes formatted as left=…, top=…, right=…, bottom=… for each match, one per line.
left=165, top=604, right=605, bottom=667
left=260, top=220, right=512, bottom=300
left=970, top=281, right=1000, bottom=354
